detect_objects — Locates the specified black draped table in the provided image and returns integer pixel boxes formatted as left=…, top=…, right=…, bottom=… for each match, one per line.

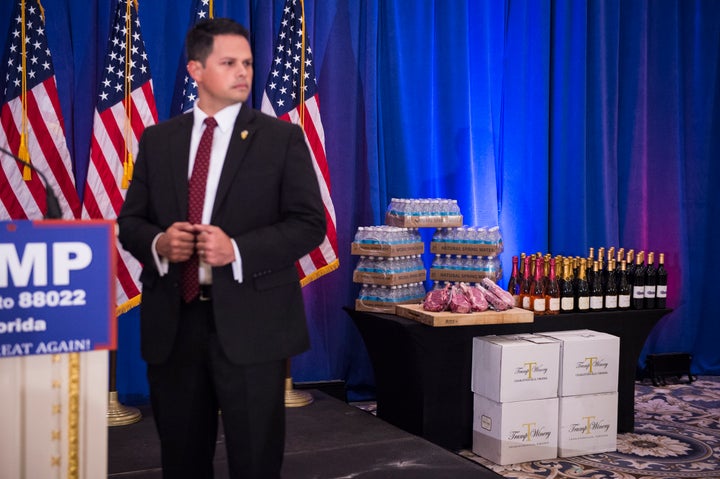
left=345, top=306, right=670, bottom=451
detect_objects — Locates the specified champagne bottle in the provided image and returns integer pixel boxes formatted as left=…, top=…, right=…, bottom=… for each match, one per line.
left=589, top=260, right=604, bottom=310
left=586, top=255, right=595, bottom=288
left=656, top=253, right=668, bottom=308
left=604, top=259, right=618, bottom=310
left=572, top=256, right=580, bottom=282
left=545, top=258, right=561, bottom=315
left=631, top=251, right=646, bottom=309
left=560, top=258, right=575, bottom=313
left=604, top=247, right=614, bottom=288
left=507, top=255, right=521, bottom=307
left=531, top=256, right=546, bottom=314
left=644, top=252, right=657, bottom=309
left=519, top=255, right=532, bottom=310
left=576, top=258, right=590, bottom=312
left=618, top=259, right=631, bottom=309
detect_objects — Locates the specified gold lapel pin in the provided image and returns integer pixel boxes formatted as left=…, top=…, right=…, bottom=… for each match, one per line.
left=241, top=130, right=249, bottom=140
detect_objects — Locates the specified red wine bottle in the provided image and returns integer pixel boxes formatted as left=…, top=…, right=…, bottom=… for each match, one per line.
left=604, top=259, right=618, bottom=310
left=631, top=251, right=646, bottom=309
left=656, top=253, right=668, bottom=308
left=644, top=252, right=657, bottom=309
left=617, top=260, right=631, bottom=309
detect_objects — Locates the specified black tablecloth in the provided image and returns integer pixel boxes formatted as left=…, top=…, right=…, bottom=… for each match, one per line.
left=346, top=307, right=670, bottom=451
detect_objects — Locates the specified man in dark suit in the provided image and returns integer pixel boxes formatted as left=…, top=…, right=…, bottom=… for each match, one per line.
left=118, top=18, right=326, bottom=479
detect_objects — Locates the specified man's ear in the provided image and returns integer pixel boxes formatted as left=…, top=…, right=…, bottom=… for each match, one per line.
left=187, top=59, right=203, bottom=83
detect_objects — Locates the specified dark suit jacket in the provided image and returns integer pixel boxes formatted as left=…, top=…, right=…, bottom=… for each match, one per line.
left=118, top=106, right=326, bottom=365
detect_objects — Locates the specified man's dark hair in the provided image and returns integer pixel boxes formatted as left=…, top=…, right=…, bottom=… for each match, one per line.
left=186, top=18, right=250, bottom=65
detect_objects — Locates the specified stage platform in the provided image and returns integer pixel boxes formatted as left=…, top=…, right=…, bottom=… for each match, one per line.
left=108, top=390, right=501, bottom=478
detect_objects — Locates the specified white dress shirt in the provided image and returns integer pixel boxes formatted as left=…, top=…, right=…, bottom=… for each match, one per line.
left=151, top=102, right=243, bottom=284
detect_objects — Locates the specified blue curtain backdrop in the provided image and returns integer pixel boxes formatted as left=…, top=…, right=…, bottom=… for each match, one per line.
left=1, top=0, right=718, bottom=403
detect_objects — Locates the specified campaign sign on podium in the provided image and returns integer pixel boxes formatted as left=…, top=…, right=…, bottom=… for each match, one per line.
left=0, top=220, right=114, bottom=479
left=0, top=220, right=116, bottom=356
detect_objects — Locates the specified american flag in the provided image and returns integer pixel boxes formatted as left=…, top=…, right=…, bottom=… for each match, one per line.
left=82, top=0, right=158, bottom=313
left=170, top=0, right=212, bottom=116
left=0, top=0, right=81, bottom=220
left=261, top=0, right=338, bottom=286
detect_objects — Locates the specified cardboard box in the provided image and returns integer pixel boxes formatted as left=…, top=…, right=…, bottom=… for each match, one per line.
left=351, top=242, right=424, bottom=257
left=558, top=392, right=618, bottom=457
left=385, top=212, right=463, bottom=228
left=429, top=268, right=496, bottom=284
left=473, top=395, right=559, bottom=465
left=430, top=241, right=502, bottom=257
left=539, top=330, right=620, bottom=396
left=395, top=304, right=533, bottom=327
left=352, top=269, right=427, bottom=286
left=472, top=335, right=560, bottom=402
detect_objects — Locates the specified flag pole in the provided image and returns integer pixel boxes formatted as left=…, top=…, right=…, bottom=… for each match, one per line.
left=107, top=347, right=142, bottom=426
left=107, top=0, right=142, bottom=427
left=284, top=0, right=313, bottom=408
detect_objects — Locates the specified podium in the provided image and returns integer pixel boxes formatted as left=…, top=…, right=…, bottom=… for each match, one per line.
left=0, top=220, right=116, bottom=478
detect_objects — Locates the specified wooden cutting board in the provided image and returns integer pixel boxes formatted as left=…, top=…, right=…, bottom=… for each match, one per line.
left=395, top=304, right=534, bottom=327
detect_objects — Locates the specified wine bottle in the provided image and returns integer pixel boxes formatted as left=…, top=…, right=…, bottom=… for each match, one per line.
left=604, top=259, right=618, bottom=310
left=560, top=258, right=575, bottom=313
left=656, top=253, right=668, bottom=308
left=631, top=251, right=646, bottom=309
left=542, top=255, right=551, bottom=291
left=604, top=247, right=614, bottom=288
left=586, top=254, right=595, bottom=288
left=507, top=255, right=521, bottom=307
left=618, top=259, right=631, bottom=309
left=519, top=255, right=532, bottom=310
left=530, top=256, right=546, bottom=314
left=545, top=258, right=560, bottom=315
left=589, top=260, right=604, bottom=310
left=626, top=249, right=636, bottom=281
left=576, top=258, right=590, bottom=312
left=644, top=252, right=657, bottom=308
left=615, top=248, right=625, bottom=278
left=572, top=256, right=580, bottom=282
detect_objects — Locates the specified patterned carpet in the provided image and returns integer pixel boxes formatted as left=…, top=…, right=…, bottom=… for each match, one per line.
left=460, top=376, right=720, bottom=479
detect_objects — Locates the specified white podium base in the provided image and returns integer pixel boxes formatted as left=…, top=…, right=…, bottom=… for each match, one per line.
left=0, top=351, right=108, bottom=479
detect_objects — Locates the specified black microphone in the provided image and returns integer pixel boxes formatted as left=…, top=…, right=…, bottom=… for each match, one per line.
left=0, top=145, right=63, bottom=219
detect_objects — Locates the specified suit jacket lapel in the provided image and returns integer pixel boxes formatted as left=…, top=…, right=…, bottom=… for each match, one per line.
left=212, top=105, right=256, bottom=220
left=170, top=113, right=194, bottom=220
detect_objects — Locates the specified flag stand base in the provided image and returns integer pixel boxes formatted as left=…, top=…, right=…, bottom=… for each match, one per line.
left=107, top=391, right=142, bottom=426
left=284, top=377, right=313, bottom=407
